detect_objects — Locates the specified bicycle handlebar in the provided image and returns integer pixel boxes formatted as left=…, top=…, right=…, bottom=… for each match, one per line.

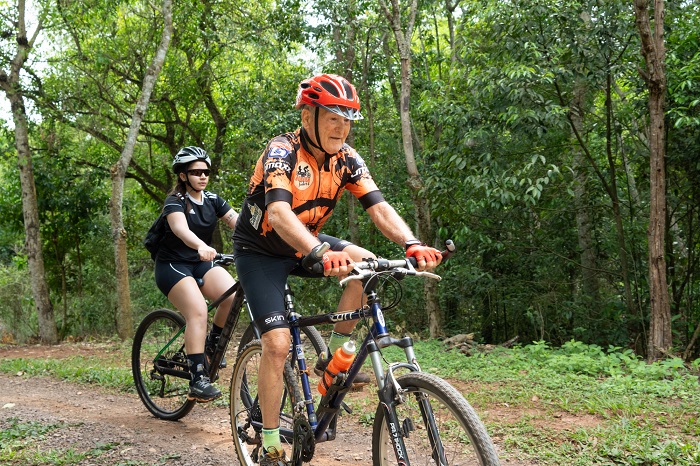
left=338, top=240, right=456, bottom=287
left=214, top=253, right=235, bottom=266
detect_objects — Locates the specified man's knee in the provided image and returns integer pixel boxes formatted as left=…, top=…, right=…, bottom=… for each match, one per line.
left=261, top=328, right=290, bottom=360
left=344, top=244, right=375, bottom=262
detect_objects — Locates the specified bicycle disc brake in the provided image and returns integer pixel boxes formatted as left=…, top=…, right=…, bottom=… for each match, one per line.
left=291, top=414, right=315, bottom=463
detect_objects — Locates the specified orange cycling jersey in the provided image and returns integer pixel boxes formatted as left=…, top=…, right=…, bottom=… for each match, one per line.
left=233, top=128, right=385, bottom=258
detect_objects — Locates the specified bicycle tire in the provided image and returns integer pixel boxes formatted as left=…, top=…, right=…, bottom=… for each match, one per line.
left=131, top=308, right=196, bottom=421
left=230, top=340, right=302, bottom=466
left=372, top=371, right=500, bottom=466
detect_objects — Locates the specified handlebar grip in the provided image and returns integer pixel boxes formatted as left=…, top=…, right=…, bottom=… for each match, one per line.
left=302, top=242, right=330, bottom=274
left=442, top=240, right=456, bottom=260
left=406, top=240, right=456, bottom=267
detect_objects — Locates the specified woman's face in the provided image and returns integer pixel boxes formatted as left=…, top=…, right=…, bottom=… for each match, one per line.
left=181, top=160, right=210, bottom=191
left=302, top=106, right=351, bottom=155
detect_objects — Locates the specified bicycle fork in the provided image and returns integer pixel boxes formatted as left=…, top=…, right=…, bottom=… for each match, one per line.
left=370, top=337, right=449, bottom=466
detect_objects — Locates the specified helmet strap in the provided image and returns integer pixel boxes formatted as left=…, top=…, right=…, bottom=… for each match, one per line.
left=300, top=107, right=333, bottom=158
left=180, top=170, right=203, bottom=194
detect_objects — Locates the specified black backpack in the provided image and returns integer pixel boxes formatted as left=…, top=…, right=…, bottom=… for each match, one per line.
left=144, top=193, right=187, bottom=261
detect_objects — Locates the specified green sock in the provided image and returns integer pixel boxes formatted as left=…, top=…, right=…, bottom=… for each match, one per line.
left=328, top=331, right=351, bottom=355
left=262, top=427, right=282, bottom=452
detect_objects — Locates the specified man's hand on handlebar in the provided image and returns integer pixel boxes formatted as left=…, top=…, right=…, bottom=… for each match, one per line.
left=405, top=241, right=443, bottom=271
left=301, top=243, right=354, bottom=277
left=322, top=250, right=354, bottom=277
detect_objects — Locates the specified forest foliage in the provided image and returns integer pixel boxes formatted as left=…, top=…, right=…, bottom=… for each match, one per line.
left=0, top=0, right=699, bottom=360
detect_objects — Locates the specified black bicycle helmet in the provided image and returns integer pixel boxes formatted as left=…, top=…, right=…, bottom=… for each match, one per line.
left=172, top=146, right=211, bottom=174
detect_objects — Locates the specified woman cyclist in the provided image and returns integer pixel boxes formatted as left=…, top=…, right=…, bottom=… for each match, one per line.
left=154, top=146, right=238, bottom=402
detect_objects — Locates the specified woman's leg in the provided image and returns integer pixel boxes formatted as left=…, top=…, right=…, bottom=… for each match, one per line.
left=200, top=266, right=237, bottom=327
left=167, top=277, right=209, bottom=354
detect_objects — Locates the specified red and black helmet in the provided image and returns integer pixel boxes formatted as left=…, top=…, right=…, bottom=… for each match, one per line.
left=295, top=74, right=363, bottom=120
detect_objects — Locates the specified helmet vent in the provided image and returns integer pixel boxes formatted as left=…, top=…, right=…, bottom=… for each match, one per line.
left=320, top=80, right=340, bottom=97
left=342, top=82, right=354, bottom=99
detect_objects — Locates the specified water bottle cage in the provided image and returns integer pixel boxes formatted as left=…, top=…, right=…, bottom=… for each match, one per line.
left=320, top=369, right=346, bottom=393
left=317, top=376, right=351, bottom=418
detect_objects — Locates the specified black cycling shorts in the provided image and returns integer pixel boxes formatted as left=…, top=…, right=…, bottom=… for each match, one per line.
left=154, top=260, right=218, bottom=296
left=234, top=234, right=352, bottom=335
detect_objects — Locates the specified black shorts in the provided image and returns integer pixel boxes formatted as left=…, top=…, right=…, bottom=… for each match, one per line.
left=154, top=260, right=218, bottom=296
left=234, top=234, right=352, bottom=335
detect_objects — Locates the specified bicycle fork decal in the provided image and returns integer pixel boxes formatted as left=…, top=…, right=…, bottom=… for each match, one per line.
left=388, top=421, right=408, bottom=466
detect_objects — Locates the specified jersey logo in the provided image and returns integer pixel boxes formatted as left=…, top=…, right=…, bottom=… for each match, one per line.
left=248, top=203, right=263, bottom=230
left=268, top=147, right=290, bottom=158
left=265, top=160, right=292, bottom=172
left=294, top=162, right=313, bottom=190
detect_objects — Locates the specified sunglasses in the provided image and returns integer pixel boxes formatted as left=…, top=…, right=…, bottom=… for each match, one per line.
left=187, top=169, right=210, bottom=177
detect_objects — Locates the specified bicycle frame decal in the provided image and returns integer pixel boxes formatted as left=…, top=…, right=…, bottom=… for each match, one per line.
left=377, top=307, right=386, bottom=327
left=328, top=310, right=356, bottom=323
left=371, top=302, right=388, bottom=336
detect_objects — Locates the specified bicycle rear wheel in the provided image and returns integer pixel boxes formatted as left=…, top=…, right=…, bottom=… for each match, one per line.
left=372, top=372, right=500, bottom=466
left=131, top=308, right=195, bottom=421
left=230, top=340, right=302, bottom=466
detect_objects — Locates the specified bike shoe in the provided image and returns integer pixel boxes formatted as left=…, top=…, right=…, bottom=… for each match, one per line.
left=259, top=446, right=289, bottom=466
left=205, top=333, right=227, bottom=368
left=187, top=375, right=222, bottom=403
left=314, top=352, right=370, bottom=390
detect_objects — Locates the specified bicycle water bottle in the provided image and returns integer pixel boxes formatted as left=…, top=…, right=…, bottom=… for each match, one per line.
left=318, top=340, right=356, bottom=395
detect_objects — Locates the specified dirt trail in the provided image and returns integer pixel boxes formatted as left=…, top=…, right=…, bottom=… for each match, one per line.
left=0, top=343, right=543, bottom=465
left=0, top=342, right=373, bottom=466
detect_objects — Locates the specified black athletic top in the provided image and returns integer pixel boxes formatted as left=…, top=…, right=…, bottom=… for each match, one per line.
left=156, top=191, right=231, bottom=263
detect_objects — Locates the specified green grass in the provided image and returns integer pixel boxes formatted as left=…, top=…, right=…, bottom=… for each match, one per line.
left=1, top=339, right=699, bottom=464
left=378, top=339, right=700, bottom=465
left=0, top=356, right=135, bottom=393
left=0, top=417, right=119, bottom=465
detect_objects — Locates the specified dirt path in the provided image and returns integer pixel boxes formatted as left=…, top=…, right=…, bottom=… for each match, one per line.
left=0, top=372, right=379, bottom=465
left=0, top=343, right=544, bottom=465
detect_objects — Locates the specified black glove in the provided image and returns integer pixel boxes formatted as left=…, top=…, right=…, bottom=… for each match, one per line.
left=301, top=242, right=330, bottom=274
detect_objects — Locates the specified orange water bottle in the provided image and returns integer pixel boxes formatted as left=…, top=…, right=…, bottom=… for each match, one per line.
left=318, top=341, right=356, bottom=395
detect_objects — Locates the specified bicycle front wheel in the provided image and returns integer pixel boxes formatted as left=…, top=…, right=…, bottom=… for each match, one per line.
left=230, top=340, right=302, bottom=466
left=372, top=372, right=500, bottom=466
left=131, top=309, right=195, bottom=421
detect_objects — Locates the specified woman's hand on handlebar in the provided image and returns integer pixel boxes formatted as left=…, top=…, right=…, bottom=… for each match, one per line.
left=198, top=244, right=217, bottom=262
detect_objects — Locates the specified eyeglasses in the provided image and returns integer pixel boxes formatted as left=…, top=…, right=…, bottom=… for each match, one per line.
left=187, top=169, right=210, bottom=177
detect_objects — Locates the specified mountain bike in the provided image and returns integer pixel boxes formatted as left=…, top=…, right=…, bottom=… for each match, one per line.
left=230, top=241, right=501, bottom=465
left=131, top=254, right=327, bottom=421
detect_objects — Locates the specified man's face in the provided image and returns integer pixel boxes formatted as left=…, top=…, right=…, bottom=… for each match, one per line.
left=302, top=106, right=352, bottom=154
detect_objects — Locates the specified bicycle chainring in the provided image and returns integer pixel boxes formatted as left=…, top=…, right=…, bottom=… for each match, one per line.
left=291, top=414, right=315, bottom=463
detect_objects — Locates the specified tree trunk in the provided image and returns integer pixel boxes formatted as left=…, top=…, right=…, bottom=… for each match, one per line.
left=331, top=0, right=360, bottom=244
left=634, top=0, right=671, bottom=362
left=0, top=3, right=57, bottom=344
left=571, top=80, right=600, bottom=307
left=380, top=0, right=442, bottom=337
left=110, top=0, right=173, bottom=339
